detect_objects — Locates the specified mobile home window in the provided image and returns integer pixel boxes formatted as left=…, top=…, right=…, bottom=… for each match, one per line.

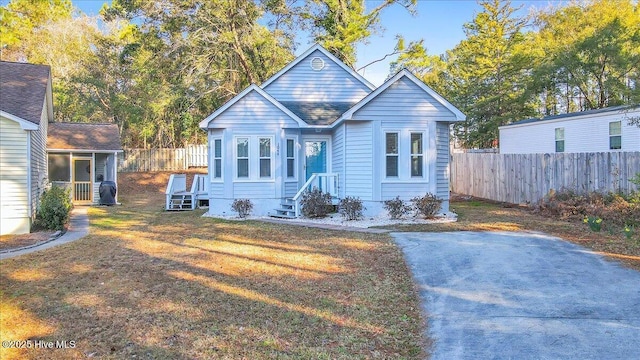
left=259, top=138, right=271, bottom=178
left=385, top=132, right=398, bottom=177
left=609, top=121, right=621, bottom=150
left=555, top=128, right=565, bottom=152
left=213, top=139, right=222, bottom=178
left=410, top=133, right=423, bottom=177
left=237, top=138, right=249, bottom=178
left=286, top=139, right=295, bottom=178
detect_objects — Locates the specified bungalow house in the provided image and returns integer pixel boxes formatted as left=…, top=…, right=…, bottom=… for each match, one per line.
left=197, top=44, right=465, bottom=217
left=0, top=61, right=52, bottom=235
left=499, top=105, right=640, bottom=154
left=47, top=122, right=123, bottom=205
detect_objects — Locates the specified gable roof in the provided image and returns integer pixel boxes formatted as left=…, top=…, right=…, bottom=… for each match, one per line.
left=501, top=104, right=639, bottom=128
left=48, top=122, right=123, bottom=151
left=0, top=61, right=51, bottom=126
left=199, top=84, right=307, bottom=129
left=261, top=44, right=376, bottom=91
left=336, top=69, right=466, bottom=124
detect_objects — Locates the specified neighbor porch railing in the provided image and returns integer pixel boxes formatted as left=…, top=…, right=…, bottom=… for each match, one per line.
left=165, top=174, right=187, bottom=210
left=191, top=174, right=209, bottom=199
left=292, top=173, right=339, bottom=217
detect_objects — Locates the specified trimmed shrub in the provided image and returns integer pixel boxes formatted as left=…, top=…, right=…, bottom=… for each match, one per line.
left=383, top=196, right=411, bottom=219
left=36, top=185, right=72, bottom=230
left=231, top=199, right=253, bottom=218
left=300, top=187, right=332, bottom=218
left=339, top=196, right=365, bottom=221
left=411, top=193, right=442, bottom=219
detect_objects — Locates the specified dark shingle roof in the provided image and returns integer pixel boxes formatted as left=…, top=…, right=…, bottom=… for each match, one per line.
left=281, top=101, right=356, bottom=125
left=48, top=123, right=123, bottom=151
left=0, top=61, right=51, bottom=124
left=505, top=105, right=639, bottom=127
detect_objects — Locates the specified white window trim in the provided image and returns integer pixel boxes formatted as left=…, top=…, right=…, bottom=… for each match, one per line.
left=555, top=127, right=564, bottom=153
left=384, top=131, right=399, bottom=178
left=234, top=135, right=276, bottom=182
left=285, top=137, right=297, bottom=180
left=609, top=121, right=622, bottom=150
left=212, top=137, right=223, bottom=181
left=258, top=137, right=273, bottom=179
left=381, top=129, right=428, bottom=183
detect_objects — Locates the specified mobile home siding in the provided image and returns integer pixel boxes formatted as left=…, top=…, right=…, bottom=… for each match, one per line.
left=500, top=110, right=640, bottom=154
left=263, top=50, right=371, bottom=103
left=344, top=121, right=373, bottom=200
left=0, top=116, right=30, bottom=234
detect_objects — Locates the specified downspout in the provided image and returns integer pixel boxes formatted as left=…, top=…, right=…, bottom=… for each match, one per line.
left=27, top=131, right=33, bottom=224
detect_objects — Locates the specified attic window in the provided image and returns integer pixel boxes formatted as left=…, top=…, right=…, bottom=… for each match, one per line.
left=310, top=57, right=325, bottom=71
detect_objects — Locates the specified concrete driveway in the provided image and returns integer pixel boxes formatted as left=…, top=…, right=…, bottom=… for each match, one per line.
left=392, top=231, right=640, bottom=360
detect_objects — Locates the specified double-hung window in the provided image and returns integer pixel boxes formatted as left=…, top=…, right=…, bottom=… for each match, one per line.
left=213, top=138, right=222, bottom=179
left=236, top=138, right=249, bottom=178
left=385, top=133, right=399, bottom=177
left=609, top=121, right=622, bottom=150
left=259, top=138, right=271, bottom=178
left=286, top=138, right=296, bottom=178
left=410, top=133, right=423, bottom=177
left=555, top=128, right=565, bottom=153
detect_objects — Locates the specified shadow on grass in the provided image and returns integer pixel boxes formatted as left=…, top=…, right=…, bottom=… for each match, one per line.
left=0, top=190, right=425, bottom=359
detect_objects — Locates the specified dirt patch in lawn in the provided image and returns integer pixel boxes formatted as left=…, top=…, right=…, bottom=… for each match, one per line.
left=0, top=231, right=56, bottom=252
left=0, top=171, right=426, bottom=359
left=381, top=195, right=640, bottom=271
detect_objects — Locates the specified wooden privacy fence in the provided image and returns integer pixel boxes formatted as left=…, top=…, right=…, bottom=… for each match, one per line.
left=451, top=152, right=640, bottom=204
left=118, top=145, right=208, bottom=172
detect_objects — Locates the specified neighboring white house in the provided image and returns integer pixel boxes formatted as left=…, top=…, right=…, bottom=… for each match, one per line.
left=0, top=61, right=53, bottom=235
left=499, top=105, right=640, bottom=154
left=197, top=44, right=465, bottom=217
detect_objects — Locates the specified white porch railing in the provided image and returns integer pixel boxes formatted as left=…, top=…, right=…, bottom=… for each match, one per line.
left=292, top=173, right=339, bottom=217
left=165, top=174, right=187, bottom=210
left=191, top=174, right=209, bottom=198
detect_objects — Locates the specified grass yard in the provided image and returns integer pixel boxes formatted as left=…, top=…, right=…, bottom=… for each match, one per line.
left=0, top=172, right=426, bottom=359
left=381, top=197, right=640, bottom=271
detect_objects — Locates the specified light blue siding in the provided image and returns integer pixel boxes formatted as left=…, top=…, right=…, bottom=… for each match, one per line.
left=344, top=121, right=373, bottom=200
left=284, top=181, right=298, bottom=198
left=381, top=183, right=431, bottom=200
left=352, top=77, right=456, bottom=121
left=210, top=182, right=224, bottom=198
left=213, top=90, right=300, bottom=130
left=263, top=50, right=371, bottom=103
left=332, top=124, right=345, bottom=198
left=436, top=122, right=451, bottom=201
left=233, top=182, right=276, bottom=198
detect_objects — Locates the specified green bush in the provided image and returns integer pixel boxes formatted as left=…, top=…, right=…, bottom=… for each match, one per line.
left=231, top=199, right=253, bottom=218
left=383, top=196, right=412, bottom=219
left=339, top=196, right=365, bottom=221
left=36, top=185, right=72, bottom=230
left=411, top=193, right=443, bottom=219
left=300, top=187, right=332, bottom=218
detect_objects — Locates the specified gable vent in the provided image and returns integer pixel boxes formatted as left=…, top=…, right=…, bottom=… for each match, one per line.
left=310, top=57, right=325, bottom=71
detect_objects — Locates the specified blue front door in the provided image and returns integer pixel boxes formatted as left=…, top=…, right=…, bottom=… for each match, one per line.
left=305, top=140, right=327, bottom=180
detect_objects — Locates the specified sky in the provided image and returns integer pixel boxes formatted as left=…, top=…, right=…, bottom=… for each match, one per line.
left=72, top=0, right=561, bottom=86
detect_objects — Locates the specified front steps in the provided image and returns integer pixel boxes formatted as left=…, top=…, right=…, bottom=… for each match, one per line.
left=270, top=198, right=296, bottom=219
left=167, top=192, right=193, bottom=210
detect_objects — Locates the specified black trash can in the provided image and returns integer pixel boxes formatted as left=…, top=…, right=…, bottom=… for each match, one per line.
left=99, top=181, right=117, bottom=205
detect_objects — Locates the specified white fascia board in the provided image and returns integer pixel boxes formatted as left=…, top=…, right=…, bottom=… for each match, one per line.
left=0, top=111, right=38, bottom=130
left=198, top=84, right=307, bottom=129
left=334, top=69, right=466, bottom=126
left=260, top=44, right=376, bottom=91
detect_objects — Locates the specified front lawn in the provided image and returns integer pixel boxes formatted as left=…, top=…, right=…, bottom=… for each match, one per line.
left=0, top=172, right=426, bottom=359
